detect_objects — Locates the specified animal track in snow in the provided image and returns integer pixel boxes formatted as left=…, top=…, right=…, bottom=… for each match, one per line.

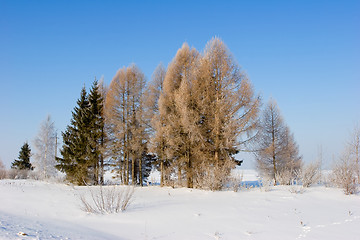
left=297, top=224, right=311, bottom=239
left=297, top=214, right=360, bottom=239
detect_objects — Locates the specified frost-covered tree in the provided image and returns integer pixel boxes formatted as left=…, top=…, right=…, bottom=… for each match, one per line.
left=347, top=125, right=360, bottom=183
left=255, top=100, right=302, bottom=185
left=12, top=142, right=33, bottom=170
left=0, top=158, right=6, bottom=179
left=33, top=115, right=57, bottom=179
left=332, top=149, right=358, bottom=195
left=332, top=125, right=360, bottom=194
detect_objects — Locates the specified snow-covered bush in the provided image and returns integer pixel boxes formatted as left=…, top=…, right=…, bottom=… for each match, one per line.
left=0, top=159, right=6, bottom=179
left=289, top=185, right=305, bottom=194
left=322, top=172, right=333, bottom=188
left=332, top=153, right=358, bottom=195
left=7, top=169, right=30, bottom=179
left=275, top=170, right=294, bottom=185
left=28, top=170, right=42, bottom=180
left=80, top=185, right=134, bottom=214
left=289, top=179, right=305, bottom=194
left=298, top=161, right=321, bottom=188
left=259, top=177, right=273, bottom=192
left=194, top=159, right=235, bottom=191
left=228, top=172, right=243, bottom=192
left=0, top=169, right=5, bottom=179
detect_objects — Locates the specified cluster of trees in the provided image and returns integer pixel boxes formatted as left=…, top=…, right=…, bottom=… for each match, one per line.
left=6, top=116, right=58, bottom=180
left=3, top=37, right=357, bottom=194
left=4, top=37, right=308, bottom=190
left=54, top=37, right=302, bottom=189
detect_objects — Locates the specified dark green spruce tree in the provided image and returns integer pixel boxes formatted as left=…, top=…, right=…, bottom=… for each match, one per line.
left=12, top=142, right=34, bottom=170
left=56, top=81, right=106, bottom=185
left=87, top=80, right=106, bottom=185
left=56, top=86, right=91, bottom=185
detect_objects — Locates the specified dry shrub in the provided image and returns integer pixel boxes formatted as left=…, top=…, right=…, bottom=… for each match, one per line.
left=259, top=177, right=274, bottom=192
left=275, top=161, right=320, bottom=193
left=6, top=169, right=17, bottom=179
left=80, top=185, right=134, bottom=214
left=275, top=170, right=294, bottom=185
left=322, top=173, right=333, bottom=188
left=28, top=171, right=42, bottom=180
left=161, top=166, right=176, bottom=188
left=7, top=169, right=30, bottom=179
left=288, top=177, right=305, bottom=194
left=0, top=170, right=6, bottom=179
left=194, top=159, right=235, bottom=191
left=332, top=153, right=358, bottom=195
left=228, top=171, right=243, bottom=192
left=298, top=161, right=321, bottom=187
left=289, top=184, right=305, bottom=194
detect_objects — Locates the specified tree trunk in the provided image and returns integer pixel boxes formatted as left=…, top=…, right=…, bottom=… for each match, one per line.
left=95, top=147, right=99, bottom=185
left=271, top=113, right=277, bottom=186
left=160, top=160, right=164, bottom=187
left=356, top=136, right=359, bottom=183
left=132, top=154, right=135, bottom=185
left=44, top=144, right=47, bottom=179
left=125, top=152, right=129, bottom=185
left=100, top=154, right=104, bottom=185
left=178, top=167, right=182, bottom=186
left=186, top=152, right=193, bottom=188
left=119, top=158, right=124, bottom=184
left=139, top=157, right=142, bottom=186
left=100, top=128, right=104, bottom=185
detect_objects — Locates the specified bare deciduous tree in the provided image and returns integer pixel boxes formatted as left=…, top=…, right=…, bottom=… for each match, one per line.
left=145, top=64, right=167, bottom=186
left=255, top=100, right=302, bottom=185
left=347, top=125, right=360, bottom=183
left=153, top=38, right=260, bottom=190
left=331, top=125, right=360, bottom=194
left=105, top=64, right=149, bottom=185
left=156, top=43, right=200, bottom=188
left=332, top=150, right=358, bottom=195
left=196, top=38, right=260, bottom=189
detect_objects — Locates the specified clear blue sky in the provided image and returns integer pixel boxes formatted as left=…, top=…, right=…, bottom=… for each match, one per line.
left=1, top=0, right=359, bottom=169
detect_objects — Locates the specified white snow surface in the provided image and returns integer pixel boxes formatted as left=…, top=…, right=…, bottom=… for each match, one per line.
left=1, top=171, right=360, bottom=240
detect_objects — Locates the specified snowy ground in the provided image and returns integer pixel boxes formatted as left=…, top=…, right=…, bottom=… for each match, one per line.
left=1, top=170, right=360, bottom=240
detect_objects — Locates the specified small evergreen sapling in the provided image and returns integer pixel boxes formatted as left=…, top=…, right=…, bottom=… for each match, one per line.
left=11, top=142, right=33, bottom=171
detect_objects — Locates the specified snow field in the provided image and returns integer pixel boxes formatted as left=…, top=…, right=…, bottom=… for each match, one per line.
left=0, top=171, right=359, bottom=240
